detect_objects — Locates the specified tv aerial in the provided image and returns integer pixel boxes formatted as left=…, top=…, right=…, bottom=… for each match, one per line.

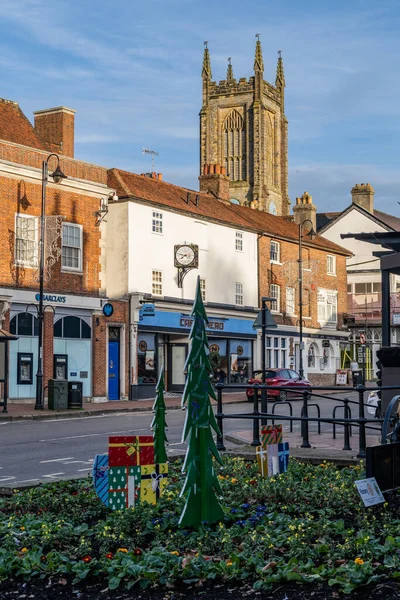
left=141, top=146, right=159, bottom=171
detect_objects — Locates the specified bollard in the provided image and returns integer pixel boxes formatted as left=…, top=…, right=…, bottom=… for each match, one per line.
left=215, top=383, right=225, bottom=451
left=251, top=385, right=261, bottom=447
left=343, top=398, right=352, bottom=451
left=357, top=385, right=366, bottom=459
left=301, top=390, right=311, bottom=448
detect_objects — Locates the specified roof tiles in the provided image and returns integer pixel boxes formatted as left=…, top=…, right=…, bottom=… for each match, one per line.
left=0, top=98, right=46, bottom=150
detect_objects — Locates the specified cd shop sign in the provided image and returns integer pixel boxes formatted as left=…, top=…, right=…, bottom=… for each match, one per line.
left=180, top=317, right=225, bottom=331
left=35, top=293, right=66, bottom=303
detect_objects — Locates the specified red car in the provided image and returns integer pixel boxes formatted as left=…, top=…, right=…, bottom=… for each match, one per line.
left=246, top=368, right=311, bottom=401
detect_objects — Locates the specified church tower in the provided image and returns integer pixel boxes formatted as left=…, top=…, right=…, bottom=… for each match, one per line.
left=199, top=37, right=290, bottom=216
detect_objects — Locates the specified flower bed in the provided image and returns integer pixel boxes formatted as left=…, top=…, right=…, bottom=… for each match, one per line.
left=0, top=458, right=399, bottom=596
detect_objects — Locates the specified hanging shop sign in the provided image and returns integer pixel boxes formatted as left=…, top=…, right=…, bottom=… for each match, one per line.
left=102, top=303, right=114, bottom=317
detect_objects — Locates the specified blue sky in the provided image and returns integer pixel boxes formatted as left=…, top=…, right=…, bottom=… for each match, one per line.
left=0, top=0, right=399, bottom=215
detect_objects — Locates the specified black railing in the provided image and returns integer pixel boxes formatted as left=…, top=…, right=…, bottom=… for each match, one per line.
left=214, top=383, right=399, bottom=458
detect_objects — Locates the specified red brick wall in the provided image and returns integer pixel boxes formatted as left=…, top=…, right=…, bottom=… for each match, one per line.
left=34, top=110, right=75, bottom=158
left=258, top=236, right=348, bottom=329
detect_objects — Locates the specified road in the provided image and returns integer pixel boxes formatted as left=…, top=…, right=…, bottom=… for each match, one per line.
left=0, top=392, right=365, bottom=487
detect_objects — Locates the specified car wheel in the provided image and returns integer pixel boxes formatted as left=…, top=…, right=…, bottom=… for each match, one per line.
left=279, top=390, right=287, bottom=402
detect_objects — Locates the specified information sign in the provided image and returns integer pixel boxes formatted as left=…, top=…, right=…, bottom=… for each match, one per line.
left=355, top=477, right=385, bottom=507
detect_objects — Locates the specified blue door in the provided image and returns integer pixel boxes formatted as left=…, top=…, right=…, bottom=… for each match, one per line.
left=108, top=341, right=120, bottom=400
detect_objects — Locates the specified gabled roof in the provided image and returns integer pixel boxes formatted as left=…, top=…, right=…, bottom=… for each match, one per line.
left=317, top=203, right=400, bottom=235
left=0, top=98, right=47, bottom=150
left=108, top=168, right=351, bottom=256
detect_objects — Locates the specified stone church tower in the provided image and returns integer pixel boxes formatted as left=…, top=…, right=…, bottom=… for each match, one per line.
left=199, top=37, right=290, bottom=216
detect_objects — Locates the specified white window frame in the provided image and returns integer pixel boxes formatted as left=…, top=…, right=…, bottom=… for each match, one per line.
left=327, top=254, right=336, bottom=275
left=152, top=270, right=163, bottom=296
left=14, top=214, right=38, bottom=268
left=152, top=211, right=163, bottom=234
left=235, top=231, right=243, bottom=252
left=200, top=277, right=206, bottom=302
left=61, top=222, right=83, bottom=272
left=317, top=289, right=338, bottom=326
left=235, top=282, right=244, bottom=306
left=270, top=284, right=280, bottom=313
left=270, top=240, right=280, bottom=263
left=286, top=287, right=295, bottom=315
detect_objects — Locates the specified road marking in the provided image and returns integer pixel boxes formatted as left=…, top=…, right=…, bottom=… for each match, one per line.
left=76, top=468, right=91, bottom=472
left=39, top=429, right=150, bottom=442
left=62, top=460, right=93, bottom=465
left=0, top=476, right=15, bottom=482
left=168, top=442, right=185, bottom=446
left=16, top=479, right=40, bottom=484
left=43, top=473, right=64, bottom=478
left=40, top=457, right=74, bottom=463
left=43, top=412, right=152, bottom=423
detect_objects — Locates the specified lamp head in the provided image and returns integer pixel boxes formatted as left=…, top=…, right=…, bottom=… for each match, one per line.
left=307, top=227, right=317, bottom=240
left=52, top=164, right=67, bottom=184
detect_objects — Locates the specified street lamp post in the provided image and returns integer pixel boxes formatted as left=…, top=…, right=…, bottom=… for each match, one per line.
left=298, top=219, right=316, bottom=379
left=35, top=154, right=67, bottom=410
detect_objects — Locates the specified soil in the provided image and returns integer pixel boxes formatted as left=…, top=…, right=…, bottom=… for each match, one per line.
left=1, top=578, right=400, bottom=600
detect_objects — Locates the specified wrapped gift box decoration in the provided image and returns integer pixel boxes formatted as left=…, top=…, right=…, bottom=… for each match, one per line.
left=108, top=435, right=154, bottom=467
left=267, top=444, right=280, bottom=477
left=108, top=465, right=141, bottom=510
left=261, top=425, right=283, bottom=447
left=278, top=442, right=290, bottom=473
left=140, top=463, right=168, bottom=504
left=256, top=446, right=268, bottom=478
left=92, top=454, right=109, bottom=508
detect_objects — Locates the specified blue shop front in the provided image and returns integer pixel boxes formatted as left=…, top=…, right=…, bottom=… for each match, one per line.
left=133, top=305, right=257, bottom=398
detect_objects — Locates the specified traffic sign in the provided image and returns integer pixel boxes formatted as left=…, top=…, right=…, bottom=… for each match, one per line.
left=359, top=333, right=366, bottom=345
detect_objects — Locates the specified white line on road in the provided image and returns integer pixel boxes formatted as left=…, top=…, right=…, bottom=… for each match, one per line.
left=40, top=457, right=74, bottom=463
left=39, top=429, right=150, bottom=442
left=43, top=473, right=64, bottom=478
left=168, top=442, right=185, bottom=446
left=43, top=412, right=152, bottom=423
left=76, top=468, right=91, bottom=472
left=0, top=476, right=16, bottom=481
left=62, top=460, right=93, bottom=465
left=16, top=479, right=40, bottom=484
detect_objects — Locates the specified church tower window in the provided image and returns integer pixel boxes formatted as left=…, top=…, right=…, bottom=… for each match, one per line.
left=223, top=110, right=246, bottom=182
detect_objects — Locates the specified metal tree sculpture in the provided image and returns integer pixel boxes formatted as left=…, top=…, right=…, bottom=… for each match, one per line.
left=179, top=277, right=224, bottom=529
left=151, top=368, right=168, bottom=464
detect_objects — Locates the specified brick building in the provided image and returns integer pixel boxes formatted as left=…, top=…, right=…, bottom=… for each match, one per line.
left=0, top=98, right=129, bottom=402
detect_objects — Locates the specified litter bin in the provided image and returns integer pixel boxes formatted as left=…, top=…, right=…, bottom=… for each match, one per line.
left=48, top=379, right=68, bottom=410
left=68, top=381, right=83, bottom=409
left=352, top=370, right=363, bottom=387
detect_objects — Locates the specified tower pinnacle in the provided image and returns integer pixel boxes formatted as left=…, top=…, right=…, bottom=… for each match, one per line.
left=275, top=49, right=285, bottom=91
left=254, top=33, right=264, bottom=72
left=226, top=57, right=234, bottom=82
left=202, top=41, right=212, bottom=80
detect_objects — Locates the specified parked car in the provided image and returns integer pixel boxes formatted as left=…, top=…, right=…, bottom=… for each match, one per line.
left=246, top=368, right=311, bottom=401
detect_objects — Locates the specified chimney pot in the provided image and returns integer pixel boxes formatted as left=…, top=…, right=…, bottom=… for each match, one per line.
left=33, top=106, right=75, bottom=158
left=215, top=164, right=221, bottom=174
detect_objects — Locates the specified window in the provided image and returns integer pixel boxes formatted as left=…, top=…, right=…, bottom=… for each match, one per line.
left=270, top=240, right=280, bottom=263
left=317, top=289, right=338, bottom=325
left=15, top=214, right=38, bottom=267
left=62, top=223, right=82, bottom=271
left=265, top=336, right=288, bottom=368
left=270, top=284, right=280, bottom=313
left=152, top=211, right=163, bottom=234
left=152, top=270, right=163, bottom=296
left=269, top=202, right=277, bottom=215
left=10, top=313, right=38, bottom=336
left=223, top=109, right=246, bottom=181
left=235, top=282, right=243, bottom=306
left=54, top=316, right=91, bottom=339
left=199, top=278, right=206, bottom=302
left=327, top=255, right=336, bottom=275
left=235, top=231, right=243, bottom=252
left=286, top=287, right=295, bottom=315
left=308, top=344, right=316, bottom=368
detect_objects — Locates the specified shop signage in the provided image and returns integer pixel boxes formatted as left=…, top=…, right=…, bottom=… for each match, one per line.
left=393, top=313, right=400, bottom=325
left=141, top=303, right=155, bottom=317
left=102, top=303, right=114, bottom=317
left=180, top=317, right=224, bottom=331
left=322, top=339, right=330, bottom=348
left=35, top=293, right=66, bottom=303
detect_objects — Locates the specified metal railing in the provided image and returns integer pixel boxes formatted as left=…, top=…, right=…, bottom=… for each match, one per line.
left=214, top=383, right=400, bottom=458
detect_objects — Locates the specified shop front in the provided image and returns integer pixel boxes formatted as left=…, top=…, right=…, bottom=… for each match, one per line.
left=132, top=305, right=257, bottom=399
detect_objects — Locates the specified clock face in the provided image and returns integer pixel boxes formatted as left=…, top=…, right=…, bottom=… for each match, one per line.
left=175, top=244, right=195, bottom=266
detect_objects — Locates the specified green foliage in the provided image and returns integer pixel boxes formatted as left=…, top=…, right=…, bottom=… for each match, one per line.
left=151, top=368, right=168, bottom=464
left=1, top=458, right=400, bottom=594
left=179, top=277, right=224, bottom=529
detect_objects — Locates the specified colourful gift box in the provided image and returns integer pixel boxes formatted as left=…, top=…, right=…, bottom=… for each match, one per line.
left=256, top=446, right=268, bottom=478
left=267, top=444, right=280, bottom=477
left=92, top=454, right=109, bottom=508
left=278, top=442, right=290, bottom=473
left=261, top=425, right=283, bottom=447
left=108, top=436, right=154, bottom=467
left=140, top=463, right=168, bottom=504
left=108, top=466, right=141, bottom=510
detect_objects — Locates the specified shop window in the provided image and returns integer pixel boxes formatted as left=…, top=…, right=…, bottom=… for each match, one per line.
left=229, top=340, right=251, bottom=383
left=10, top=313, right=38, bottom=336
left=152, top=211, right=163, bottom=234
left=138, top=334, right=157, bottom=384
left=270, top=240, right=280, bottom=263
left=54, top=316, right=91, bottom=339
left=17, top=352, right=33, bottom=384
left=62, top=223, right=83, bottom=271
left=235, top=231, right=243, bottom=252
left=235, top=282, right=244, bottom=306
left=14, top=214, right=38, bottom=267
left=152, top=270, right=163, bottom=296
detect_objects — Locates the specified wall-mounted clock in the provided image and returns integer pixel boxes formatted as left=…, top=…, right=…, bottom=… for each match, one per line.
left=174, top=243, right=199, bottom=287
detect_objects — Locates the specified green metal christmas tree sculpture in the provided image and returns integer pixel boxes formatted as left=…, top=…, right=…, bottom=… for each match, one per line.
left=179, top=277, right=224, bottom=529
left=151, top=368, right=168, bottom=464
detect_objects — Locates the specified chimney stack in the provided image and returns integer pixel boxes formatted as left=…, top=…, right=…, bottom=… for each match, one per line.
left=293, top=191, right=317, bottom=231
left=351, top=183, right=374, bottom=213
left=34, top=106, right=76, bottom=158
left=199, top=163, right=230, bottom=203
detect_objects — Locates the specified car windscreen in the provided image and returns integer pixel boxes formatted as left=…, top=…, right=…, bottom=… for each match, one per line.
left=253, top=370, right=277, bottom=380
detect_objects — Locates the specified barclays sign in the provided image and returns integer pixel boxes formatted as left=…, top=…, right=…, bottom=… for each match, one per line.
left=35, top=293, right=67, bottom=303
